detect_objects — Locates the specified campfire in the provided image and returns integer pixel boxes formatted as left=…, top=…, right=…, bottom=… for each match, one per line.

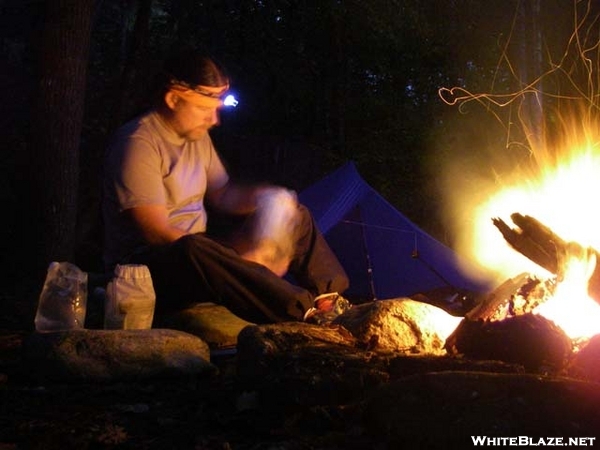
left=430, top=130, right=600, bottom=360
left=430, top=129, right=600, bottom=370
left=491, top=212, right=600, bottom=347
left=430, top=1, right=600, bottom=368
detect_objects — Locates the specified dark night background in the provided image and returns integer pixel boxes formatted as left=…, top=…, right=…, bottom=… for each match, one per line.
left=0, top=0, right=595, bottom=329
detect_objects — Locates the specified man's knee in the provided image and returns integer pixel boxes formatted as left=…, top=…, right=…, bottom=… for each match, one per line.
left=295, top=203, right=318, bottom=235
left=296, top=203, right=312, bottom=220
left=177, top=233, right=215, bottom=253
left=177, top=233, right=238, bottom=263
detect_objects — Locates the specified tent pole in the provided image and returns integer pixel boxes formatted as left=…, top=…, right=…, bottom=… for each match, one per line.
left=356, top=208, right=377, bottom=301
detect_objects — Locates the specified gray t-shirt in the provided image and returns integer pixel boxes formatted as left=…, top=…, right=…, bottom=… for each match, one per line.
left=102, top=109, right=228, bottom=270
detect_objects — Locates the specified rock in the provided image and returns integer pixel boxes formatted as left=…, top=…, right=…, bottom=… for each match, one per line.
left=333, top=298, right=463, bottom=355
left=446, top=313, right=572, bottom=371
left=237, top=321, right=357, bottom=354
left=23, top=329, right=216, bottom=383
left=236, top=322, right=391, bottom=407
left=155, top=302, right=254, bottom=350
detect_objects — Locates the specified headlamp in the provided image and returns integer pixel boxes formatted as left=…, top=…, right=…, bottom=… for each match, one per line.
left=168, top=79, right=238, bottom=108
left=223, top=94, right=238, bottom=107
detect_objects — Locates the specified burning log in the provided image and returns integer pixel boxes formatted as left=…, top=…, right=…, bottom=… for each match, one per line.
left=445, top=269, right=572, bottom=371
left=492, top=213, right=565, bottom=274
left=465, top=272, right=532, bottom=321
left=493, top=213, right=600, bottom=302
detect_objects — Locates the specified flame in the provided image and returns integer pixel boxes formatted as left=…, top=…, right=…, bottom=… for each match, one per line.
left=533, top=252, right=600, bottom=342
left=444, top=123, right=600, bottom=342
left=471, top=144, right=600, bottom=278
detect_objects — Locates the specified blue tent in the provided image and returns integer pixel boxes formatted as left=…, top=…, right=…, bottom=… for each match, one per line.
left=299, top=162, right=492, bottom=301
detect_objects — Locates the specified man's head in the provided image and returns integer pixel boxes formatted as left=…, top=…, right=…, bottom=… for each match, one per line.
left=158, top=50, right=230, bottom=140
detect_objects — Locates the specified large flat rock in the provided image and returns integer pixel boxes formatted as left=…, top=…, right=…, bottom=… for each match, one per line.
left=23, top=329, right=216, bottom=382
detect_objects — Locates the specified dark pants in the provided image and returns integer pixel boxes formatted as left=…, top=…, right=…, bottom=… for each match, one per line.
left=129, top=205, right=349, bottom=323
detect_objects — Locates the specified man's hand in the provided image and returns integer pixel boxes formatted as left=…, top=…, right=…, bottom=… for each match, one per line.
left=239, top=186, right=299, bottom=276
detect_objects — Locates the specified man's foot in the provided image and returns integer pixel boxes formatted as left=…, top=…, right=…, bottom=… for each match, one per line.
left=304, top=292, right=352, bottom=325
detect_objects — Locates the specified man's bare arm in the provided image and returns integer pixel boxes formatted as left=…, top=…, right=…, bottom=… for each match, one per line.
left=126, top=205, right=186, bottom=245
left=206, top=181, right=261, bottom=216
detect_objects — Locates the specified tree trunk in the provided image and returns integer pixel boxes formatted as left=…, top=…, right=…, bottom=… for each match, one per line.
left=29, top=0, right=94, bottom=283
left=111, top=0, right=153, bottom=129
left=326, top=3, right=347, bottom=158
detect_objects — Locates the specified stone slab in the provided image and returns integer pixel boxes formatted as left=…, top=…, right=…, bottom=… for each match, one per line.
left=23, top=328, right=216, bottom=383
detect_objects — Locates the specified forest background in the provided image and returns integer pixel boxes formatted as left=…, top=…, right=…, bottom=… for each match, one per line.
left=0, top=0, right=590, bottom=327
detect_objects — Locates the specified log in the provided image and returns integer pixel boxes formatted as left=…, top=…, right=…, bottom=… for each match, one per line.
left=492, top=213, right=564, bottom=273
left=493, top=213, right=600, bottom=302
left=465, top=272, right=531, bottom=321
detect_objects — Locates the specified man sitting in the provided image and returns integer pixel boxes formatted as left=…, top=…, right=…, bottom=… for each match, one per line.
left=102, top=49, right=350, bottom=324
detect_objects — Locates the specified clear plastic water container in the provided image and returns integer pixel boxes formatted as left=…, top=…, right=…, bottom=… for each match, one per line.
left=35, top=261, right=88, bottom=332
left=104, top=264, right=156, bottom=330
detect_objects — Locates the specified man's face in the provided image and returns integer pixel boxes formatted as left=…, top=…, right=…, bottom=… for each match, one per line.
left=167, top=84, right=228, bottom=141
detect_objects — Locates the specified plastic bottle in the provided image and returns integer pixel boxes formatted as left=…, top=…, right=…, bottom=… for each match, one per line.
left=104, top=264, right=156, bottom=330
left=34, top=261, right=88, bottom=332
